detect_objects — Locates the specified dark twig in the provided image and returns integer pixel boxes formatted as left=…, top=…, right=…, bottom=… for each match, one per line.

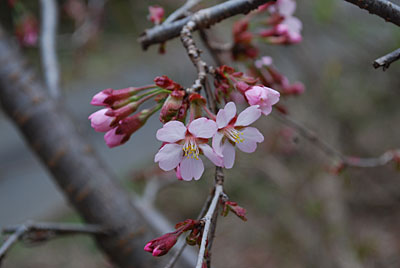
left=344, top=0, right=400, bottom=27
left=139, top=0, right=271, bottom=49
left=373, top=48, right=400, bottom=70
left=272, top=111, right=400, bottom=168
left=0, top=222, right=106, bottom=263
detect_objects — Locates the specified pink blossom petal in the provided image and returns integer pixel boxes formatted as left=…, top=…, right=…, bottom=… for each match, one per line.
left=285, top=16, right=302, bottom=33
left=188, top=118, right=217, bottom=139
left=236, top=127, right=264, bottom=153
left=91, top=91, right=108, bottom=106
left=104, top=128, right=125, bottom=148
left=199, top=144, right=223, bottom=167
left=260, top=105, right=273, bottom=116
left=245, top=86, right=263, bottom=106
left=234, top=105, right=261, bottom=127
left=212, top=131, right=224, bottom=156
left=216, top=102, right=236, bottom=129
left=154, top=143, right=183, bottom=171
left=222, top=142, right=236, bottom=169
left=156, top=121, right=187, bottom=143
left=89, top=108, right=114, bottom=132
left=277, top=0, right=296, bottom=16
left=180, top=157, right=204, bottom=181
left=255, top=56, right=273, bottom=69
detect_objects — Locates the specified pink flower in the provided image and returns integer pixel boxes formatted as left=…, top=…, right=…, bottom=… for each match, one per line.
left=88, top=108, right=114, bottom=132
left=276, top=16, right=302, bottom=43
left=148, top=5, right=165, bottom=25
left=212, top=102, right=264, bottom=169
left=269, top=0, right=296, bottom=17
left=255, top=56, right=273, bottom=69
left=154, top=118, right=223, bottom=181
left=245, top=86, right=280, bottom=116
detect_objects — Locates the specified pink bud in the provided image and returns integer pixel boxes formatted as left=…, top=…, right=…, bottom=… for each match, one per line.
left=148, top=5, right=164, bottom=25
left=245, top=85, right=280, bottom=116
left=104, top=128, right=125, bottom=148
left=88, top=108, right=114, bottom=132
left=90, top=91, right=109, bottom=106
left=159, top=90, right=185, bottom=124
left=154, top=76, right=182, bottom=91
left=143, top=232, right=178, bottom=257
left=234, top=81, right=251, bottom=93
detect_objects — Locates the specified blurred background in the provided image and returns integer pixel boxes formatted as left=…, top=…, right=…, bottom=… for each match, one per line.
left=0, top=0, right=400, bottom=267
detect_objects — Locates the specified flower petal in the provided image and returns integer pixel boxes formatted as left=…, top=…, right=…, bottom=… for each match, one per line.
left=234, top=105, right=261, bottom=127
left=216, top=102, right=236, bottom=128
left=236, top=127, right=264, bottom=153
left=179, top=157, right=204, bottom=181
left=188, top=118, right=217, bottom=139
left=156, top=121, right=187, bottom=143
left=89, top=108, right=114, bottom=132
left=154, top=143, right=183, bottom=171
left=222, top=142, right=236, bottom=169
left=104, top=128, right=125, bottom=148
left=199, top=144, right=223, bottom=167
left=212, top=131, right=224, bottom=156
left=260, top=105, right=273, bottom=116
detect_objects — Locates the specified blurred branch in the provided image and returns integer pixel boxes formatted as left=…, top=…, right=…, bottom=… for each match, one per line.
left=0, top=25, right=156, bottom=268
left=272, top=111, right=400, bottom=168
left=40, top=0, right=60, bottom=99
left=139, top=0, right=271, bottom=50
left=0, top=221, right=106, bottom=264
left=344, top=0, right=400, bottom=27
left=373, top=48, right=400, bottom=70
left=163, top=0, right=201, bottom=24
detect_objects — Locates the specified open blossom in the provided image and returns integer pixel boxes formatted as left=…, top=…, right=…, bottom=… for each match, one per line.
left=154, top=118, right=223, bottom=181
left=212, top=102, right=263, bottom=169
left=269, top=0, right=296, bottom=17
left=275, top=16, right=302, bottom=43
left=245, top=86, right=280, bottom=116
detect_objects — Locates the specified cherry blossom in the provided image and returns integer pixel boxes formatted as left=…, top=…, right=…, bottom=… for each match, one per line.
left=88, top=108, right=114, bottom=132
left=155, top=118, right=223, bottom=181
left=245, top=85, right=280, bottom=116
left=212, top=102, right=264, bottom=169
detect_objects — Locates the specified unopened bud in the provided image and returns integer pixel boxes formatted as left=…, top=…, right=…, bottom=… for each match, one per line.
left=160, top=89, right=185, bottom=123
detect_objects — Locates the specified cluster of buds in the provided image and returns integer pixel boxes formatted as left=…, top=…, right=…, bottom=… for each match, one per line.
left=222, top=201, right=248, bottom=221
left=144, top=219, right=200, bottom=256
left=258, top=0, right=302, bottom=45
left=232, top=19, right=259, bottom=61
left=252, top=56, right=305, bottom=97
left=89, top=76, right=181, bottom=148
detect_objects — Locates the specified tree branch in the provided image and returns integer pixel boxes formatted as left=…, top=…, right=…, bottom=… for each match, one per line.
left=0, top=221, right=106, bottom=263
left=195, top=185, right=223, bottom=268
left=272, top=111, right=400, bottom=168
left=373, top=48, right=400, bottom=70
left=40, top=0, right=60, bottom=99
left=0, top=25, right=156, bottom=268
left=139, top=0, right=271, bottom=50
left=163, top=0, right=201, bottom=24
left=343, top=0, right=400, bottom=27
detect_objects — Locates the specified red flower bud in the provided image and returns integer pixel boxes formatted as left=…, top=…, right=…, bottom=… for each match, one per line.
left=222, top=201, right=247, bottom=221
left=154, top=75, right=182, bottom=91
left=144, top=232, right=178, bottom=257
left=159, top=89, right=186, bottom=123
left=148, top=5, right=165, bottom=25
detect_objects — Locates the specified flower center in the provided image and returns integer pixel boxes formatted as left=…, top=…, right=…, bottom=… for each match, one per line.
left=182, top=138, right=200, bottom=160
left=224, top=127, right=244, bottom=143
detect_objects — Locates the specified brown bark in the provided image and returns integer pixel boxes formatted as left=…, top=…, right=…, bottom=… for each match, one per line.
left=0, top=25, right=155, bottom=268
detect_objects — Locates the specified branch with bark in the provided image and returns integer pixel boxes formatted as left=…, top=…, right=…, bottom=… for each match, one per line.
left=0, top=221, right=107, bottom=263
left=344, top=0, right=400, bottom=27
left=0, top=25, right=158, bottom=268
left=139, top=0, right=271, bottom=49
left=373, top=48, right=400, bottom=70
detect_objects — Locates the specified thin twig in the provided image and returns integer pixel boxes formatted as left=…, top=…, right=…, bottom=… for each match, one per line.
left=0, top=225, right=27, bottom=263
left=0, top=221, right=107, bottom=263
left=40, top=0, right=60, bottom=99
left=373, top=48, right=400, bottom=70
left=139, top=0, right=271, bottom=49
left=343, top=0, right=400, bottom=27
left=272, top=111, right=400, bottom=168
left=196, top=185, right=223, bottom=268
left=164, top=0, right=202, bottom=24
left=163, top=193, right=213, bottom=268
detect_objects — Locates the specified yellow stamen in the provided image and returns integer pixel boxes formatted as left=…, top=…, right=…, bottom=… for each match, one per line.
left=224, top=128, right=244, bottom=143
left=183, top=139, right=199, bottom=160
